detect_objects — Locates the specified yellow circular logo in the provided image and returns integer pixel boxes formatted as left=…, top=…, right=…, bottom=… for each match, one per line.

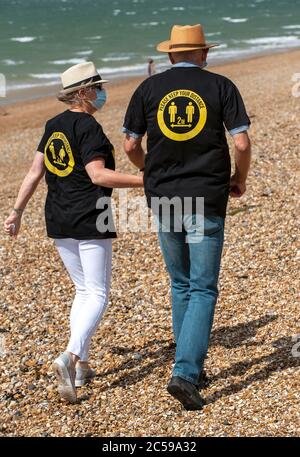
left=157, top=90, right=207, bottom=141
left=44, top=132, right=75, bottom=177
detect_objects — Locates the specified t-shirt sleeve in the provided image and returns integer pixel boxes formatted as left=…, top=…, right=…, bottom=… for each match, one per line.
left=123, top=85, right=147, bottom=135
left=78, top=118, right=112, bottom=166
left=221, top=79, right=251, bottom=132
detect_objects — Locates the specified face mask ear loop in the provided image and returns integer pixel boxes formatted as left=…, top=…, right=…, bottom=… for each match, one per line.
left=77, top=88, right=90, bottom=105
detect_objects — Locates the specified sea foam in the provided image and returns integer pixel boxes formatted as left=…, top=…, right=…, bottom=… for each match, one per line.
left=29, top=73, right=61, bottom=80
left=243, top=36, right=299, bottom=45
left=222, top=17, right=249, bottom=23
left=50, top=58, right=87, bottom=65
left=2, top=59, right=25, bottom=65
left=282, top=25, right=300, bottom=29
left=11, top=36, right=36, bottom=43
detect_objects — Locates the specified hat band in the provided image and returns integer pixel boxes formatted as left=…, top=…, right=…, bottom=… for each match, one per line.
left=169, top=43, right=207, bottom=50
left=64, top=74, right=101, bottom=90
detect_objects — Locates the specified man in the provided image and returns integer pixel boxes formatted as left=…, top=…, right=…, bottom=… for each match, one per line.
left=123, top=24, right=251, bottom=410
left=147, top=58, right=156, bottom=77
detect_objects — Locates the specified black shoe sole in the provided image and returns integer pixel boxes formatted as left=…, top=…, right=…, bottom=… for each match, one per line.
left=167, top=383, right=204, bottom=411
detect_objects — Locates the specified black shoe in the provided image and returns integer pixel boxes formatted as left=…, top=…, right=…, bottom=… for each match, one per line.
left=197, top=369, right=211, bottom=389
left=167, top=376, right=205, bottom=411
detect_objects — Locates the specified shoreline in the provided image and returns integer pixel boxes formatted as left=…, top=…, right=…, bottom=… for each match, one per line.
left=1, top=46, right=300, bottom=109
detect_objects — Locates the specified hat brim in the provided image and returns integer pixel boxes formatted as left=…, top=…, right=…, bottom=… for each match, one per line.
left=60, top=79, right=108, bottom=95
left=156, top=40, right=219, bottom=53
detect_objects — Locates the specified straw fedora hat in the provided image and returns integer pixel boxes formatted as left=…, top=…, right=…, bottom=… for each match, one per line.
left=157, top=24, right=219, bottom=53
left=60, top=61, right=108, bottom=94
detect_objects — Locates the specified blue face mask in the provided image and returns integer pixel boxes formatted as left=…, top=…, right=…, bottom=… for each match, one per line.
left=91, top=88, right=107, bottom=110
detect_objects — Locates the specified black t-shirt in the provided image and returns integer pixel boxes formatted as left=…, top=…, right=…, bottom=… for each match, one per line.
left=123, top=67, right=250, bottom=218
left=37, top=110, right=116, bottom=239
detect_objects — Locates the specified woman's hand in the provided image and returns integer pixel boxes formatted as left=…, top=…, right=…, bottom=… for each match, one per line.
left=4, top=211, right=22, bottom=238
left=3, top=151, right=45, bottom=238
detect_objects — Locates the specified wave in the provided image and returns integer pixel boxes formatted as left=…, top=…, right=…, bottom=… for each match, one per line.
left=100, top=64, right=147, bottom=75
left=222, top=17, right=249, bottom=23
left=211, top=37, right=300, bottom=61
left=242, top=36, right=300, bottom=45
left=25, top=64, right=149, bottom=83
left=10, top=36, right=36, bottom=43
left=133, top=22, right=160, bottom=27
left=2, top=59, right=25, bottom=65
left=50, top=58, right=87, bottom=65
left=282, top=25, right=300, bottom=29
left=151, top=55, right=168, bottom=61
left=101, top=56, right=131, bottom=62
left=212, top=48, right=259, bottom=60
left=29, top=73, right=61, bottom=80
left=76, top=50, right=93, bottom=56
left=7, top=81, right=59, bottom=92
left=85, top=35, right=102, bottom=40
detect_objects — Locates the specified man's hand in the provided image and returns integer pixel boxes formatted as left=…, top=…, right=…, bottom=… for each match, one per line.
left=229, top=175, right=246, bottom=198
left=230, top=132, right=251, bottom=198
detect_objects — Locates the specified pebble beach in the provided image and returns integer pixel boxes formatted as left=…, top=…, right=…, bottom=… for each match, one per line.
left=0, top=49, right=299, bottom=437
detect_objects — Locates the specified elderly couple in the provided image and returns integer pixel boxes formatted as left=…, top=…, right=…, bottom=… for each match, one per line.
left=4, top=25, right=251, bottom=410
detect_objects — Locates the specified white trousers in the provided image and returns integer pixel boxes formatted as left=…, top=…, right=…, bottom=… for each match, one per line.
left=54, top=238, right=112, bottom=361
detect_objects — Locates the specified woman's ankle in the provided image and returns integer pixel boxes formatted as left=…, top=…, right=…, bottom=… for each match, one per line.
left=77, top=360, right=89, bottom=368
left=67, top=351, right=80, bottom=365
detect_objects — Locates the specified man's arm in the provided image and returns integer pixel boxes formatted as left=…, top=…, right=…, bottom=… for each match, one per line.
left=123, top=134, right=145, bottom=170
left=230, top=132, right=251, bottom=198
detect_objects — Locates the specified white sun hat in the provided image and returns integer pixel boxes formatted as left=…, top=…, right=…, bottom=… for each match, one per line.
left=60, top=61, right=108, bottom=94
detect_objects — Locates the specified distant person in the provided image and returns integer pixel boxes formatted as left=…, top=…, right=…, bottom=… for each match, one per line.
left=123, top=25, right=251, bottom=410
left=4, top=61, right=143, bottom=404
left=147, top=58, right=156, bottom=77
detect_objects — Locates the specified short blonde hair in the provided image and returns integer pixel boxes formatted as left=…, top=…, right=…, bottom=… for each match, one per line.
left=57, top=89, right=84, bottom=106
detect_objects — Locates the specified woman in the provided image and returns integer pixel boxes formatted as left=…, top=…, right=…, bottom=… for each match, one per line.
left=4, top=61, right=143, bottom=403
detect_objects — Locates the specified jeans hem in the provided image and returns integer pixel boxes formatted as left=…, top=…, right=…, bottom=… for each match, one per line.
left=172, top=371, right=198, bottom=386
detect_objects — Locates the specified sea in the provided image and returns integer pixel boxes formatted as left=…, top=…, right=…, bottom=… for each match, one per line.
left=1, top=0, right=300, bottom=103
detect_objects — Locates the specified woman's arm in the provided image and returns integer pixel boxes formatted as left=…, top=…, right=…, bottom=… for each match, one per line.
left=85, top=158, right=143, bottom=188
left=4, top=151, right=46, bottom=237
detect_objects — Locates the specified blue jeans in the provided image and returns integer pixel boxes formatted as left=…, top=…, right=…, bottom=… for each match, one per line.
left=157, top=214, right=225, bottom=385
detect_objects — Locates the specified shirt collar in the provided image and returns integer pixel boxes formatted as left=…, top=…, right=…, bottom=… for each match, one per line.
left=172, top=62, right=201, bottom=68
